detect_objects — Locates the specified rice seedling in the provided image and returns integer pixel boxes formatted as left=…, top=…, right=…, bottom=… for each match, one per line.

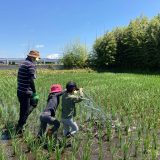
left=0, top=131, right=7, bottom=160
left=0, top=148, right=7, bottom=160
left=55, top=144, right=62, bottom=160
left=98, top=136, right=103, bottom=160
left=81, top=139, right=91, bottom=160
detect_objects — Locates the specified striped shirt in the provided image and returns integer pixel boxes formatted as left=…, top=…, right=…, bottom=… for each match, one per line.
left=17, top=58, right=36, bottom=94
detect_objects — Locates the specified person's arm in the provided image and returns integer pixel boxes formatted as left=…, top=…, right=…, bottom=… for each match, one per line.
left=28, top=64, right=36, bottom=93
left=69, top=88, right=84, bottom=103
left=55, top=89, right=67, bottom=96
left=48, top=99, right=56, bottom=117
left=30, top=77, right=36, bottom=93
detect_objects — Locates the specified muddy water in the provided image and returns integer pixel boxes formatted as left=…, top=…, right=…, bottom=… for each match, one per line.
left=0, top=137, right=36, bottom=160
left=0, top=139, right=14, bottom=160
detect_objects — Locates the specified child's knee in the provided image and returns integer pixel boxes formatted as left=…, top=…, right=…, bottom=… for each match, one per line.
left=75, top=125, right=79, bottom=132
left=72, top=123, right=79, bottom=132
left=54, top=120, right=60, bottom=128
left=40, top=114, right=44, bottom=121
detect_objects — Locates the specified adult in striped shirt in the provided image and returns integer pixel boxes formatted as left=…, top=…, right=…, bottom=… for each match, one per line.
left=16, top=50, right=40, bottom=134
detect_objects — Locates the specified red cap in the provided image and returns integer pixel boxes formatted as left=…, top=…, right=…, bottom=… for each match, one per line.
left=50, top=84, right=62, bottom=93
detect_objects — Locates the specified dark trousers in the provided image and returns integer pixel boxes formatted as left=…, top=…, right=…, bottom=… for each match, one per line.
left=17, top=93, right=34, bottom=130
left=38, top=111, right=60, bottom=137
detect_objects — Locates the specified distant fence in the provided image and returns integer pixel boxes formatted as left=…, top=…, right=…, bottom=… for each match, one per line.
left=0, top=64, right=64, bottom=70
left=0, top=58, right=61, bottom=65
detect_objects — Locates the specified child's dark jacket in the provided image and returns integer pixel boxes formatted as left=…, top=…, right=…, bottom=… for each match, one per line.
left=43, top=90, right=66, bottom=117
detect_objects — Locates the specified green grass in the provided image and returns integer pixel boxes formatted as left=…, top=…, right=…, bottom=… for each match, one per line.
left=0, top=69, right=160, bottom=159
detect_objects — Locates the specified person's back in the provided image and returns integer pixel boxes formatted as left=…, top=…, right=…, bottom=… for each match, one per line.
left=17, top=57, right=36, bottom=95
left=62, top=91, right=83, bottom=119
left=44, top=93, right=60, bottom=117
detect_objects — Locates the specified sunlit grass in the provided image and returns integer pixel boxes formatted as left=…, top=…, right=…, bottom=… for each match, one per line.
left=0, top=69, right=160, bottom=159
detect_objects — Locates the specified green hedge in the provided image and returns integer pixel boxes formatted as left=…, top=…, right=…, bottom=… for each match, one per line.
left=90, top=14, right=160, bottom=70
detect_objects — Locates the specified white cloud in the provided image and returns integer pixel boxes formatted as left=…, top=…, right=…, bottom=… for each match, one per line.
left=35, top=44, right=45, bottom=48
left=46, top=54, right=62, bottom=59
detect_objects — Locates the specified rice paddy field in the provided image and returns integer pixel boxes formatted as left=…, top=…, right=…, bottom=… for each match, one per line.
left=0, top=68, right=160, bottom=160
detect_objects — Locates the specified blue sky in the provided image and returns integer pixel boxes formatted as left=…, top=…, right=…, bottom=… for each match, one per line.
left=0, top=0, right=160, bottom=58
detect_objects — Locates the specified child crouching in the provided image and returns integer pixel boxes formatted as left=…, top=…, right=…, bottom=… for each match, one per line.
left=37, top=84, right=66, bottom=138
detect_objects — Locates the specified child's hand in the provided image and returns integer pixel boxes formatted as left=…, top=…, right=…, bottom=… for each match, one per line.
left=74, top=90, right=78, bottom=94
left=79, top=88, right=83, bottom=96
left=79, top=88, right=83, bottom=92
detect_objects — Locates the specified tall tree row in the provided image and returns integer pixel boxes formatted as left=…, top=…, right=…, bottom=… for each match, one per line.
left=90, top=14, right=160, bottom=70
